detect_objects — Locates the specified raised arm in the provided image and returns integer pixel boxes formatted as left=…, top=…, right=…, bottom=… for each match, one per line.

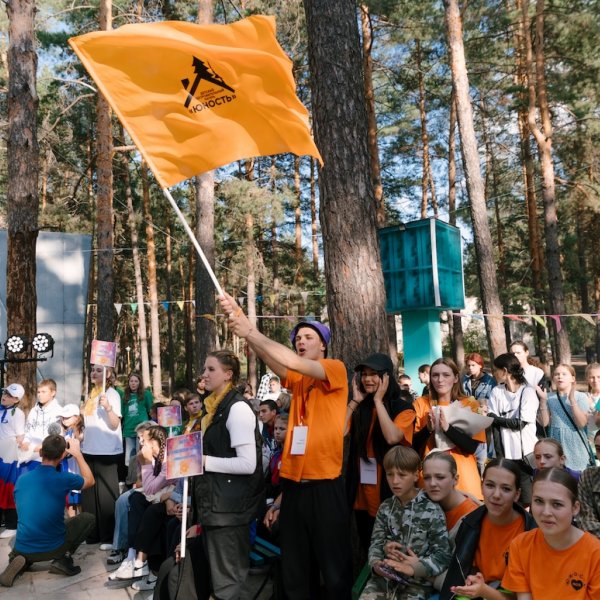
left=68, top=438, right=95, bottom=490
left=219, top=292, right=326, bottom=381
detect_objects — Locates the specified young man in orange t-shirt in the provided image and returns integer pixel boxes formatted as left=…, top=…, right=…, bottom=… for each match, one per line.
left=220, top=292, right=352, bottom=599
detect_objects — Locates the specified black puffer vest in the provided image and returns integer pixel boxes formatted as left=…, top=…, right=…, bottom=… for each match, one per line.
left=194, top=389, right=264, bottom=527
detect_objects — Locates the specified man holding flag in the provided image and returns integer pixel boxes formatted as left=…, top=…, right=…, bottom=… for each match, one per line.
left=220, top=293, right=352, bottom=599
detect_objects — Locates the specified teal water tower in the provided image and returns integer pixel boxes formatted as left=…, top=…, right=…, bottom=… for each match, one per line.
left=378, top=218, right=465, bottom=387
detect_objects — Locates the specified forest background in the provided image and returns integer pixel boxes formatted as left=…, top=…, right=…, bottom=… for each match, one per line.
left=1, top=0, right=599, bottom=410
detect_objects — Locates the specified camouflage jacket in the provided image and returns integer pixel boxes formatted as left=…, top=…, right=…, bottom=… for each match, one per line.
left=368, top=489, right=452, bottom=578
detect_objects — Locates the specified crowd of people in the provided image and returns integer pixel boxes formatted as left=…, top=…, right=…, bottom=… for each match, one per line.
left=1, top=296, right=600, bottom=599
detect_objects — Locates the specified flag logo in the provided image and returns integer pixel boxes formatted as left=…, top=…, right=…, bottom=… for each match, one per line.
left=182, top=56, right=236, bottom=109
left=69, top=16, right=323, bottom=187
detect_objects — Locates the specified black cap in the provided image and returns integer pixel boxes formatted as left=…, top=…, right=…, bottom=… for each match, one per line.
left=354, top=353, right=394, bottom=374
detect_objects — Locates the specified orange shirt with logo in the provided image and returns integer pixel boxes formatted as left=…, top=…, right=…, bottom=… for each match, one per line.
left=474, top=514, right=525, bottom=582
left=503, top=529, right=600, bottom=599
left=280, top=359, right=348, bottom=482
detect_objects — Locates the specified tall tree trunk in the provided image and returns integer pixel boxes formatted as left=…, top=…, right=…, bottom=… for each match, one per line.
left=194, top=0, right=217, bottom=375
left=416, top=39, right=437, bottom=219
left=244, top=160, right=258, bottom=392
left=360, top=3, right=385, bottom=227
left=181, top=251, right=194, bottom=388
left=120, top=140, right=150, bottom=387
left=6, top=0, right=39, bottom=407
left=448, top=91, right=465, bottom=366
left=195, top=172, right=217, bottom=374
left=83, top=246, right=96, bottom=399
left=522, top=0, right=571, bottom=363
left=443, top=0, right=507, bottom=359
left=310, top=157, right=319, bottom=277
left=481, top=100, right=510, bottom=346
left=360, top=3, right=398, bottom=367
left=302, top=0, right=389, bottom=368
left=141, top=163, right=162, bottom=397
left=294, top=156, right=304, bottom=284
left=513, top=0, right=547, bottom=360
left=95, top=0, right=114, bottom=341
left=165, top=212, right=175, bottom=393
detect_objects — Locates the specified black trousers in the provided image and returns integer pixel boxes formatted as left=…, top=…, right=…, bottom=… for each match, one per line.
left=131, top=496, right=173, bottom=571
left=128, top=491, right=151, bottom=548
left=280, top=477, right=352, bottom=600
left=354, top=509, right=376, bottom=556
left=81, top=453, right=119, bottom=544
left=0, top=507, right=17, bottom=530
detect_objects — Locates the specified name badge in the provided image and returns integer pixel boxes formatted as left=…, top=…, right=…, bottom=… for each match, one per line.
left=359, top=457, right=377, bottom=485
left=290, top=425, right=308, bottom=455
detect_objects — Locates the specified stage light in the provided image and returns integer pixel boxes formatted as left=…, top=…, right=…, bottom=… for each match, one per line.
left=32, top=333, right=54, bottom=354
left=5, top=335, right=27, bottom=354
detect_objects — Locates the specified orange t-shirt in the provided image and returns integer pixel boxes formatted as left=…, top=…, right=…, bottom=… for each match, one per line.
left=474, top=514, right=525, bottom=582
left=413, top=395, right=486, bottom=499
left=503, top=529, right=600, bottom=599
left=445, top=496, right=479, bottom=532
left=353, top=406, right=415, bottom=516
left=280, top=359, right=348, bottom=481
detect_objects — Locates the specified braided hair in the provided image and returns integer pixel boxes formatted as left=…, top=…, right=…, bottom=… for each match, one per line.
left=146, top=425, right=168, bottom=476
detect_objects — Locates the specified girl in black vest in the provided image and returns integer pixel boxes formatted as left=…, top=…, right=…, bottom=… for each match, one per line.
left=193, top=350, right=263, bottom=600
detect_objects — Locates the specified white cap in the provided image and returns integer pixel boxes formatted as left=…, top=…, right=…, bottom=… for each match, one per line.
left=4, top=383, right=25, bottom=400
left=57, top=404, right=81, bottom=418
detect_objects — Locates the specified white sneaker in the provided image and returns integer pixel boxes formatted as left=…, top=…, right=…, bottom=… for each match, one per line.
left=99, top=543, right=113, bottom=551
left=109, top=559, right=134, bottom=580
left=0, top=529, right=16, bottom=539
left=132, top=572, right=157, bottom=591
left=111, top=559, right=148, bottom=580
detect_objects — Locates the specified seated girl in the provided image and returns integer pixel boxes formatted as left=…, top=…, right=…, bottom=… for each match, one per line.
left=533, top=438, right=580, bottom=480
left=503, top=467, right=600, bottom=598
left=441, top=458, right=536, bottom=600
left=110, top=425, right=174, bottom=587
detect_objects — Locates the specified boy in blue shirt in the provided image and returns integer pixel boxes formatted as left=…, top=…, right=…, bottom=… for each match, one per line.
left=0, top=434, right=95, bottom=587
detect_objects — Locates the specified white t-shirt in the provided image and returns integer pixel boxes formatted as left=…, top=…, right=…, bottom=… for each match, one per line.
left=204, top=400, right=257, bottom=475
left=0, top=405, right=25, bottom=441
left=487, top=384, right=539, bottom=458
left=81, top=387, right=123, bottom=455
left=0, top=406, right=25, bottom=464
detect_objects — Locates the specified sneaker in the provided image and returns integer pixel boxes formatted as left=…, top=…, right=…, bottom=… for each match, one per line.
left=107, top=549, right=126, bottom=565
left=109, top=559, right=134, bottom=581
left=0, top=555, right=27, bottom=587
left=131, top=572, right=157, bottom=591
left=111, top=559, right=148, bottom=580
left=0, top=529, right=16, bottom=539
left=99, top=543, right=113, bottom=551
left=49, top=554, right=81, bottom=577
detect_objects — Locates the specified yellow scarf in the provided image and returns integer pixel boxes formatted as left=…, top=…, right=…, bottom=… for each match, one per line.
left=201, top=383, right=233, bottom=432
left=82, top=385, right=103, bottom=416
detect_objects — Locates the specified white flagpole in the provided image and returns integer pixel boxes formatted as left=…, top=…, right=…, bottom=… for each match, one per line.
left=180, top=476, right=189, bottom=559
left=162, top=187, right=224, bottom=297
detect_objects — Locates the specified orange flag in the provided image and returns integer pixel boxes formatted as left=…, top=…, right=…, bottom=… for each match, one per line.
left=69, top=16, right=322, bottom=187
